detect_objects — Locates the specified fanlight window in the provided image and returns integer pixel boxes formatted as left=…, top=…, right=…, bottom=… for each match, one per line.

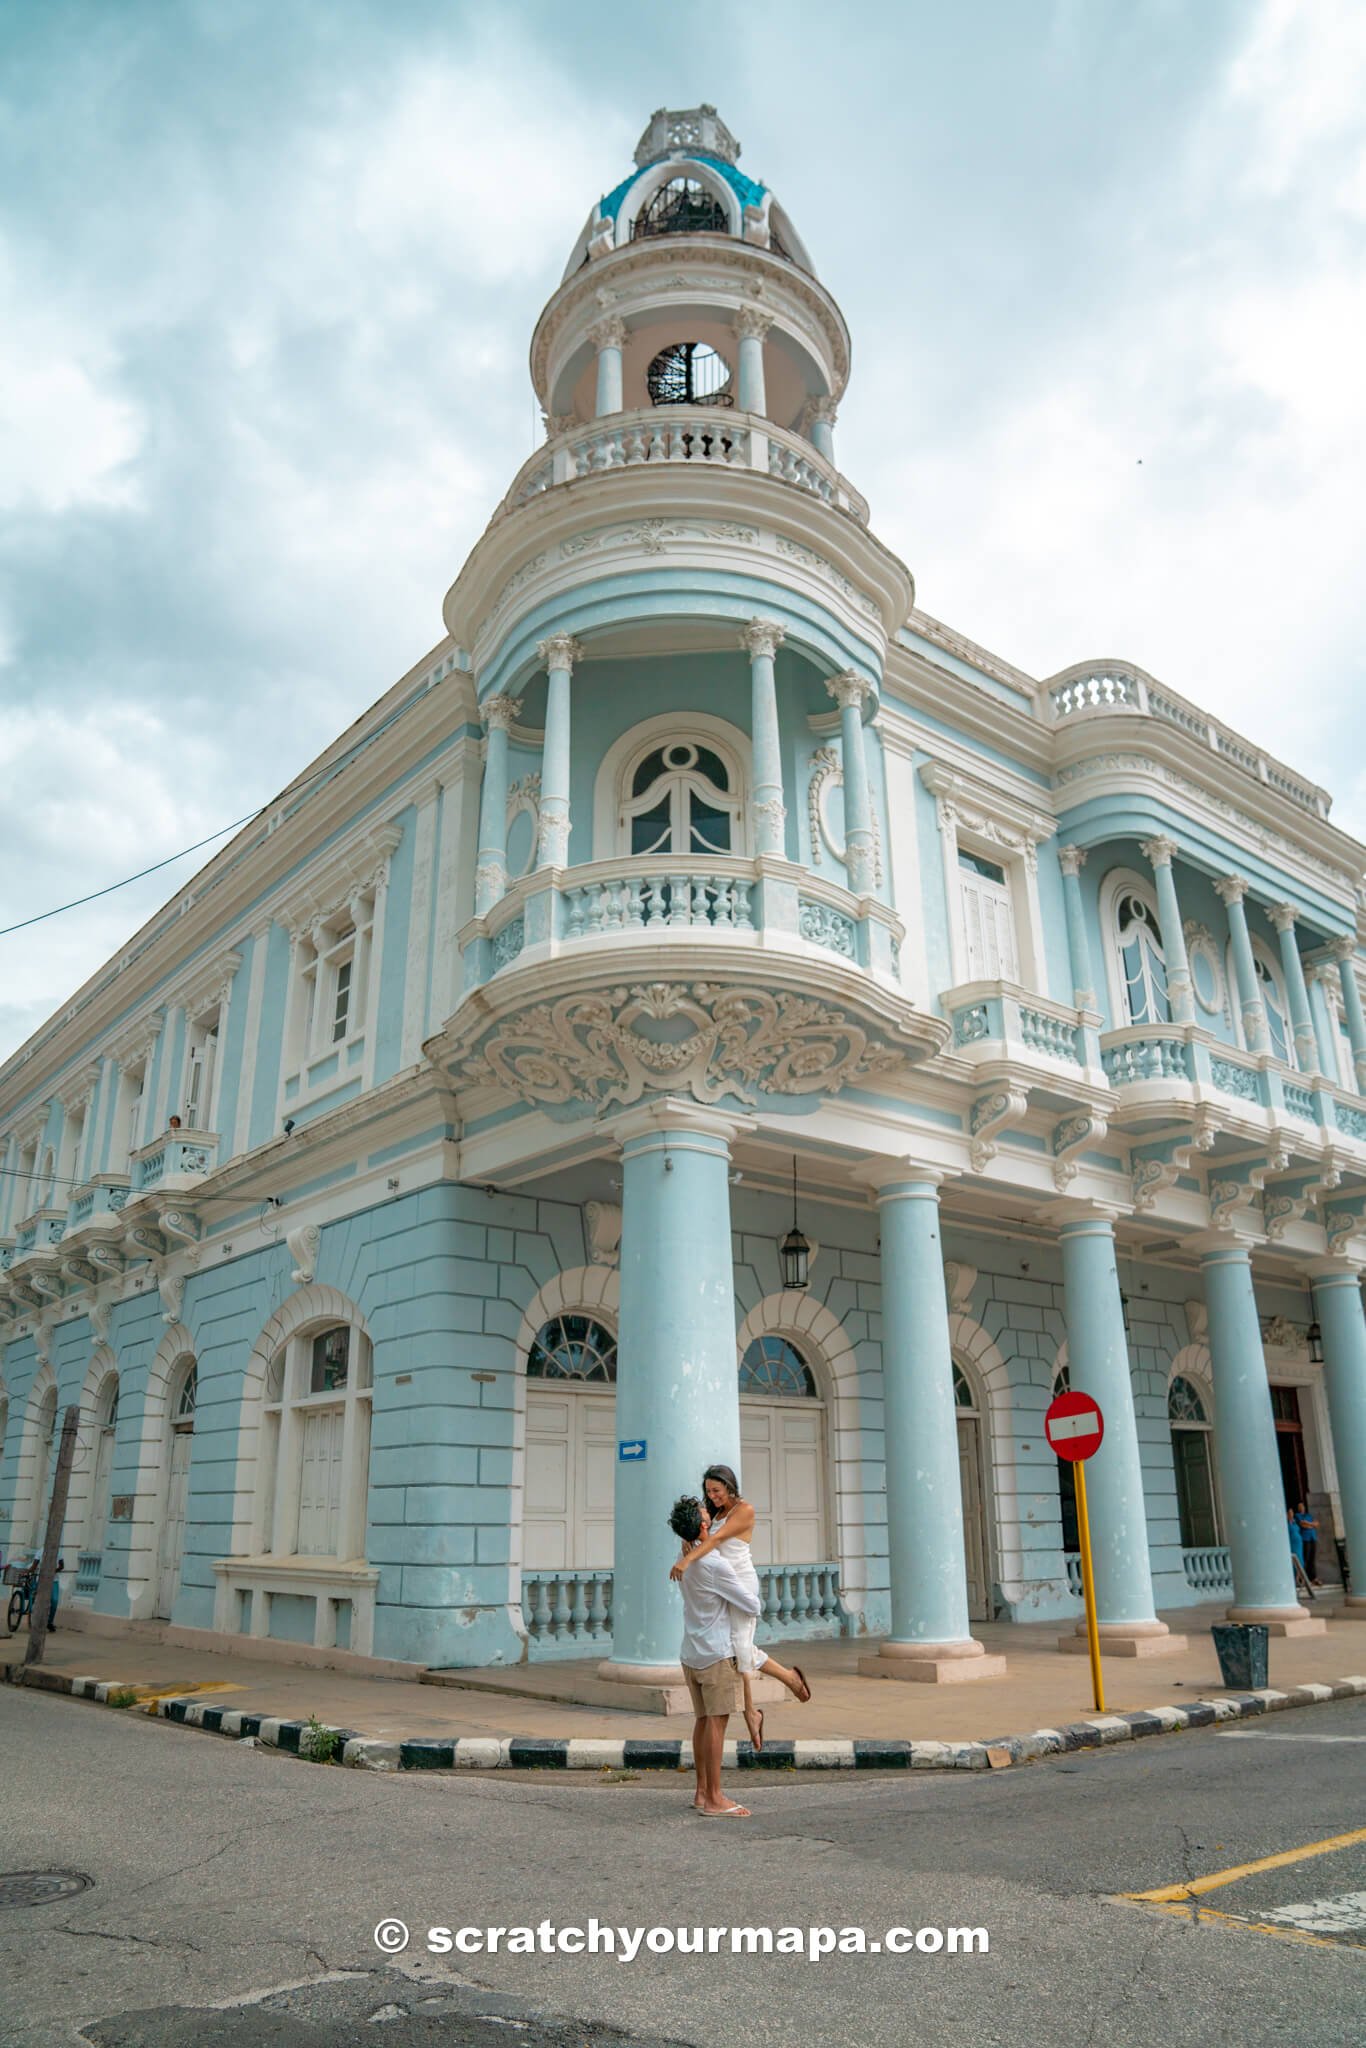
left=1117, top=892, right=1170, bottom=1025
left=632, top=177, right=729, bottom=241
left=646, top=341, right=732, bottom=407
left=952, top=1364, right=975, bottom=1409
left=527, top=1314, right=618, bottom=1384
left=1168, top=1375, right=1208, bottom=1424
left=738, top=1336, right=817, bottom=1398
left=310, top=1326, right=351, bottom=1393
left=175, top=1365, right=197, bottom=1423
left=624, top=742, right=739, bottom=856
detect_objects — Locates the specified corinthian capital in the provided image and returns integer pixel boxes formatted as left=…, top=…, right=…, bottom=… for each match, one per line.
left=1214, top=874, right=1249, bottom=907
left=807, top=394, right=839, bottom=425
left=588, top=315, right=627, bottom=351
left=734, top=304, right=774, bottom=342
left=1265, top=902, right=1298, bottom=934
left=481, top=693, right=523, bottom=734
left=826, top=670, right=874, bottom=712
left=740, top=618, right=786, bottom=661
left=1329, top=934, right=1360, bottom=964
left=1057, top=845, right=1087, bottom=878
left=1140, top=836, right=1177, bottom=869
left=537, top=634, right=583, bottom=674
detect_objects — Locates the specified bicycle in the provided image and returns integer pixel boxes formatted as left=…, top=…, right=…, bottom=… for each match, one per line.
left=3, top=1557, right=63, bottom=1635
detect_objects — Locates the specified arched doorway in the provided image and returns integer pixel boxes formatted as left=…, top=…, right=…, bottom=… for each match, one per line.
left=953, top=1364, right=991, bottom=1620
left=1168, top=1373, right=1220, bottom=1547
left=156, top=1359, right=196, bottom=1618
left=84, top=1373, right=120, bottom=1560
left=26, top=1383, right=58, bottom=1552
left=523, top=1313, right=618, bottom=1570
left=737, top=1336, right=829, bottom=1566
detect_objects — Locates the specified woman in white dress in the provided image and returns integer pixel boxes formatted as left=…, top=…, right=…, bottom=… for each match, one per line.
left=669, top=1462, right=812, bottom=1750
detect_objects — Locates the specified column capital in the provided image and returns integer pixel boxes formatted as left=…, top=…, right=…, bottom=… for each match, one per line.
left=604, top=1097, right=758, bottom=1151
left=1305, top=1256, right=1365, bottom=1284
left=826, top=670, right=874, bottom=713
left=1328, top=934, right=1360, bottom=964
left=587, top=314, right=627, bottom=351
left=739, top=617, right=786, bottom=660
left=1266, top=902, right=1298, bottom=934
left=1041, top=1197, right=1123, bottom=1232
left=853, top=1157, right=950, bottom=1196
left=807, top=394, right=839, bottom=425
left=1214, top=874, right=1250, bottom=907
left=480, top=693, right=523, bottom=734
left=733, top=304, right=774, bottom=342
left=1186, top=1229, right=1258, bottom=1262
left=1057, top=844, right=1087, bottom=877
left=536, top=634, right=583, bottom=674
left=1140, top=836, right=1178, bottom=869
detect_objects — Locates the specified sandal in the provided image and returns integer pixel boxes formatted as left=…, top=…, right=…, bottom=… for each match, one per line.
left=792, top=1665, right=812, bottom=1704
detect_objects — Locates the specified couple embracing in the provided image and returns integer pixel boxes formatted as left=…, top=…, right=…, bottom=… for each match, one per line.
left=668, top=1463, right=813, bottom=1818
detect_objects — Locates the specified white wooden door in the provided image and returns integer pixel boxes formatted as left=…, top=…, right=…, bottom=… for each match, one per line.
left=740, top=1402, right=828, bottom=1565
left=525, top=1391, right=615, bottom=1570
left=297, top=1408, right=344, bottom=1556
left=157, top=1429, right=192, bottom=1617
left=86, top=1427, right=116, bottom=1554
left=958, top=855, right=1018, bottom=981
left=957, top=1414, right=989, bottom=1621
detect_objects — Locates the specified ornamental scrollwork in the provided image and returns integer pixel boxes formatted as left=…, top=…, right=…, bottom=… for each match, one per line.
left=460, top=981, right=908, bottom=1112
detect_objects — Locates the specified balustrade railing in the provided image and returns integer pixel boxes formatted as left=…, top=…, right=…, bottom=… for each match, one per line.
left=496, top=408, right=871, bottom=526
left=131, top=1131, right=218, bottom=1193
left=564, top=870, right=755, bottom=937
left=1064, top=1553, right=1084, bottom=1597
left=945, top=982, right=1096, bottom=1075
left=521, top=1569, right=614, bottom=1654
left=1181, top=1546, right=1233, bottom=1595
left=1101, top=1032, right=1194, bottom=1085
left=74, top=1552, right=103, bottom=1598
left=757, top=1562, right=846, bottom=1635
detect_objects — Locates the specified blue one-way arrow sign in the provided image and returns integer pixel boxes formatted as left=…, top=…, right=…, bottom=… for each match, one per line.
left=618, top=1438, right=648, bottom=1462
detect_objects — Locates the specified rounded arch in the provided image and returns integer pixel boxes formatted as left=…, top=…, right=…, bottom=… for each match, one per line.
left=121, top=1323, right=198, bottom=1619
left=613, top=159, right=742, bottom=248
left=1098, top=866, right=1170, bottom=1030
left=1166, top=1345, right=1223, bottom=1548
left=227, top=1285, right=374, bottom=1555
left=1166, top=1344, right=1215, bottom=1414
left=593, top=711, right=751, bottom=860
left=947, top=1313, right=1021, bottom=1613
left=12, top=1361, right=57, bottom=1553
left=735, top=1291, right=863, bottom=1614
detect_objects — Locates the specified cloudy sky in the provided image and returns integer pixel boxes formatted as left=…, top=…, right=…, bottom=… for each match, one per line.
left=2, top=0, right=1363, bottom=1062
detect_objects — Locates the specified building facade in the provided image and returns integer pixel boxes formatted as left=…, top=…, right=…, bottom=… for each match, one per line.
left=2, top=106, right=1364, bottom=1683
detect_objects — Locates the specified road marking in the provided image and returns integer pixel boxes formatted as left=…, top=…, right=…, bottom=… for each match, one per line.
left=1138, top=1902, right=1362, bottom=1951
left=1215, top=1732, right=1366, bottom=1743
left=1125, top=1824, right=1366, bottom=1904
left=127, top=1681, right=245, bottom=1707
left=1260, top=1891, right=1366, bottom=1934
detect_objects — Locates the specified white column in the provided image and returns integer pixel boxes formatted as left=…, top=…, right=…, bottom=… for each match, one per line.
left=1330, top=937, right=1366, bottom=1092
left=474, top=693, right=523, bottom=914
left=589, top=316, right=626, bottom=417
left=1140, top=837, right=1194, bottom=1022
left=826, top=671, right=876, bottom=894
left=734, top=305, right=772, bottom=415
left=535, top=634, right=583, bottom=869
left=1216, top=876, right=1268, bottom=1051
left=740, top=618, right=786, bottom=856
left=1266, top=904, right=1319, bottom=1073
left=808, top=395, right=838, bottom=464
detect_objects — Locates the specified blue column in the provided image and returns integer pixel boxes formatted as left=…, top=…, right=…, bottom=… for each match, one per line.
left=1200, top=1241, right=1309, bottom=1624
left=1141, top=838, right=1194, bottom=1022
left=1331, top=938, right=1366, bottom=1092
left=1268, top=905, right=1318, bottom=1073
left=534, top=634, right=580, bottom=869
left=1057, top=1209, right=1178, bottom=1650
left=826, top=672, right=875, bottom=895
left=590, top=316, right=626, bottom=416
left=474, top=694, right=521, bottom=915
left=859, top=1171, right=1004, bottom=1680
left=735, top=306, right=771, bottom=414
left=808, top=397, right=837, bottom=465
left=1217, top=877, right=1268, bottom=1051
left=601, top=1101, right=746, bottom=1679
left=741, top=618, right=787, bottom=857
left=1309, top=1265, right=1366, bottom=1612
left=1058, top=846, right=1096, bottom=1007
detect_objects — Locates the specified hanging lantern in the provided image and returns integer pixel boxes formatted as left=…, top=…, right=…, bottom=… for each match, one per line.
left=1307, top=1318, right=1324, bottom=1365
left=781, top=1156, right=810, bottom=1291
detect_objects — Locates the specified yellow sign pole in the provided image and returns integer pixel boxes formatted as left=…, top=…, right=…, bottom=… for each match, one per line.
left=1073, top=1456, right=1104, bottom=1714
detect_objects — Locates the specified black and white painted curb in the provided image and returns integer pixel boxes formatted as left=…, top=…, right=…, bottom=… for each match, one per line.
left=8, top=1665, right=1365, bottom=1771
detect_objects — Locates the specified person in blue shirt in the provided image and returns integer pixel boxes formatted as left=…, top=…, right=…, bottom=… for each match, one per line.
left=1295, top=1503, right=1320, bottom=1586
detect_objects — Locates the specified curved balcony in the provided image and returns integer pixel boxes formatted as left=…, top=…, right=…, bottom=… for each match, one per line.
left=496, top=406, right=870, bottom=527
left=1101, top=1021, right=1366, bottom=1146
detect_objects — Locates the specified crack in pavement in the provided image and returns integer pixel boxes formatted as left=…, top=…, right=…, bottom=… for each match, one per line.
left=56, top=1924, right=202, bottom=1955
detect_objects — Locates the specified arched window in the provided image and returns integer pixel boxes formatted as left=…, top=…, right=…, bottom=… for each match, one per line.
left=1116, top=890, right=1170, bottom=1025
left=84, top=1372, right=119, bottom=1553
left=739, top=1336, right=818, bottom=1398
left=645, top=341, right=733, bottom=407
left=156, top=1359, right=197, bottom=1618
left=622, top=741, right=740, bottom=857
left=257, top=1319, right=372, bottom=1559
left=1168, top=1373, right=1220, bottom=1547
left=1253, top=949, right=1295, bottom=1067
left=27, top=1385, right=58, bottom=1550
left=632, top=176, right=728, bottom=240
left=527, top=1315, right=618, bottom=1383
left=952, top=1364, right=975, bottom=1409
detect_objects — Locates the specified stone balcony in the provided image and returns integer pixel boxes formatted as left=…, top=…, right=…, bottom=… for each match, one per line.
left=1098, top=1022, right=1366, bottom=1141
left=129, top=1128, right=219, bottom=1195
left=945, top=981, right=1108, bottom=1096
left=497, top=406, right=870, bottom=527
left=64, top=1173, right=131, bottom=1231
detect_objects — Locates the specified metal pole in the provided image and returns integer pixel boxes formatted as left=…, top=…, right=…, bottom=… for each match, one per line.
left=1073, top=1457, right=1105, bottom=1714
left=24, top=1403, right=79, bottom=1669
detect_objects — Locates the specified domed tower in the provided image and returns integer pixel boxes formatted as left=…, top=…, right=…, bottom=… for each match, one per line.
left=437, top=108, right=945, bottom=1687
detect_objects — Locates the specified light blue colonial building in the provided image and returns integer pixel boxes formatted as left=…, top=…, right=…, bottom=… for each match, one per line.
left=2, top=107, right=1364, bottom=1689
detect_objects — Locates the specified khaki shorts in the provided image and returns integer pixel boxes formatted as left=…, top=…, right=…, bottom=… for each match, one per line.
left=684, top=1657, right=744, bottom=1718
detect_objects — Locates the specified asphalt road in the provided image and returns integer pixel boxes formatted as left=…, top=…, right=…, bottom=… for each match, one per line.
left=1, top=1683, right=1363, bottom=2048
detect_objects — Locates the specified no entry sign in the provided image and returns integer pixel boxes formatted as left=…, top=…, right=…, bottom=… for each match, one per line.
left=1044, top=1389, right=1104, bottom=1462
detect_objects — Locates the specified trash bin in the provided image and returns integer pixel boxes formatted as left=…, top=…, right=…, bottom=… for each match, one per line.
left=1211, top=1622, right=1269, bottom=1690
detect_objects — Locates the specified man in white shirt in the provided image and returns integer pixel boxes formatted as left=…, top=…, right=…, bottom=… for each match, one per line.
left=669, top=1494, right=761, bottom=1818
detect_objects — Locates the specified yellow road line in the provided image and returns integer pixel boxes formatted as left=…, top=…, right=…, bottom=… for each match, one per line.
left=125, top=1680, right=246, bottom=1706
left=1126, top=1825, right=1366, bottom=1903
left=1131, top=1900, right=1363, bottom=1951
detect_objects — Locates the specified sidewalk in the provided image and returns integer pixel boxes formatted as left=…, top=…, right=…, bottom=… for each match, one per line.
left=5, top=1604, right=1364, bottom=1767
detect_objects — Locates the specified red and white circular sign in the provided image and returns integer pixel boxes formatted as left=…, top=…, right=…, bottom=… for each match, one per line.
left=1044, top=1389, right=1104, bottom=1463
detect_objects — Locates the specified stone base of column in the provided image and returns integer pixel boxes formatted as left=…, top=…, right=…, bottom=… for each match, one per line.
left=1057, top=1619, right=1188, bottom=1658
left=858, top=1639, right=1007, bottom=1684
left=1343, top=1594, right=1366, bottom=1613
left=1226, top=1606, right=1329, bottom=1636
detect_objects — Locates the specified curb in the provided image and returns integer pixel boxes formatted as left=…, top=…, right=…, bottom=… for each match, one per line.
left=7, top=1665, right=1365, bottom=1772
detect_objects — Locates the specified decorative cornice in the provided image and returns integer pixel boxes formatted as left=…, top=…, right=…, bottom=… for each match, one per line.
left=277, top=823, right=404, bottom=941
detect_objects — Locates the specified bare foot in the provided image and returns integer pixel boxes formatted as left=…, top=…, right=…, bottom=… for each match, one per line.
left=790, top=1664, right=812, bottom=1704
left=743, top=1704, right=765, bottom=1751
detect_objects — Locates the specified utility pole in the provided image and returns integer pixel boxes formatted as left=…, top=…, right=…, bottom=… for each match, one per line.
left=24, top=1403, right=79, bottom=1669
